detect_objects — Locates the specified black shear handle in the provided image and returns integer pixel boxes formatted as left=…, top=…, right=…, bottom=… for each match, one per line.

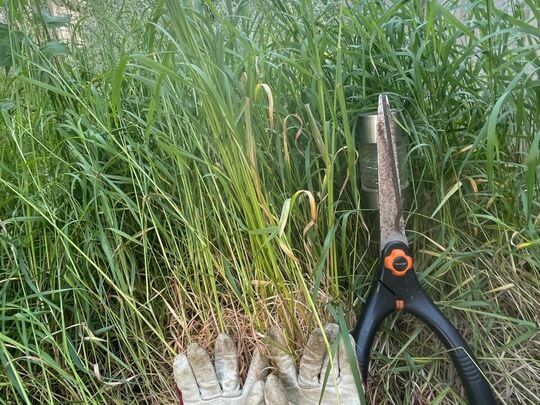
left=354, top=280, right=395, bottom=384
left=354, top=285, right=497, bottom=404
left=407, top=289, right=497, bottom=404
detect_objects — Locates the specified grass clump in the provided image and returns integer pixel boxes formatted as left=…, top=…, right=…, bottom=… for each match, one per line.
left=0, top=0, right=539, bottom=403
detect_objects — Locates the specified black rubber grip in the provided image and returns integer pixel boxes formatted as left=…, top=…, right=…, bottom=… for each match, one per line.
left=353, top=282, right=395, bottom=383
left=406, top=289, right=497, bottom=404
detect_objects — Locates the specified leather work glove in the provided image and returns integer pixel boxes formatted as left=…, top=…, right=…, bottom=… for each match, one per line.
left=266, top=323, right=363, bottom=405
left=174, top=333, right=268, bottom=405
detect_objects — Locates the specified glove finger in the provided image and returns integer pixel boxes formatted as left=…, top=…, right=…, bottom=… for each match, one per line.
left=320, top=323, right=340, bottom=388
left=264, top=374, right=289, bottom=405
left=298, top=327, right=327, bottom=387
left=186, top=343, right=221, bottom=399
left=244, top=348, right=267, bottom=390
left=215, top=333, right=240, bottom=395
left=173, top=354, right=200, bottom=402
left=245, top=379, right=265, bottom=405
left=338, top=333, right=359, bottom=385
left=267, top=327, right=298, bottom=390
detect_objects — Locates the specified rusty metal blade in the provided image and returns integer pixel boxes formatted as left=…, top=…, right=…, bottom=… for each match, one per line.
left=377, top=94, right=407, bottom=249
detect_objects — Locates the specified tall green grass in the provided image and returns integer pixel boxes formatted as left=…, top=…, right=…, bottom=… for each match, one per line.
left=0, top=0, right=538, bottom=403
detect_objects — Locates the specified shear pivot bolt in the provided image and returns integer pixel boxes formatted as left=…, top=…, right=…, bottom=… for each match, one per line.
left=393, top=257, right=408, bottom=271
left=384, top=249, right=413, bottom=276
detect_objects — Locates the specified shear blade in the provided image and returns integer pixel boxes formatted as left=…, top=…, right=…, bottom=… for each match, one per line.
left=376, top=94, right=407, bottom=249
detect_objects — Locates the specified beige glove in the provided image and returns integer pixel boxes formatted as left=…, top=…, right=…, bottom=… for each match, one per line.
left=267, top=323, right=363, bottom=405
left=174, top=333, right=274, bottom=405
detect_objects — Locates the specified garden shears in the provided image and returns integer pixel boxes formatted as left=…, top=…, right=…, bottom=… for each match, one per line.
left=353, top=94, right=497, bottom=404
